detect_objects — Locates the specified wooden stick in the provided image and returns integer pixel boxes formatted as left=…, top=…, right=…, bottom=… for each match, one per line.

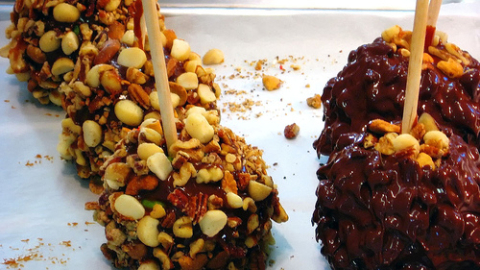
left=424, top=0, right=443, bottom=49
left=141, top=0, right=178, bottom=151
left=427, top=0, right=442, bottom=27
left=402, top=0, right=429, bottom=134
left=140, top=15, right=146, bottom=50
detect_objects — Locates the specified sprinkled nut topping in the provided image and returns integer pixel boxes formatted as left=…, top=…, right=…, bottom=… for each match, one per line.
left=367, top=114, right=450, bottom=170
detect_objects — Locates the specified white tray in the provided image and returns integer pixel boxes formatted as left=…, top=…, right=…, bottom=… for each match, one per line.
left=1, top=2, right=479, bottom=269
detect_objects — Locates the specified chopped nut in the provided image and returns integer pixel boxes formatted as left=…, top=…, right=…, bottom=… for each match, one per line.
left=248, top=181, right=272, bottom=201
left=83, top=120, right=103, bottom=147
left=153, top=248, right=173, bottom=270
left=416, top=152, right=435, bottom=169
left=185, top=113, right=214, bottom=144
left=53, top=3, right=80, bottom=23
left=61, top=31, right=80, bottom=55
left=114, top=194, right=145, bottom=220
left=176, top=72, right=198, bottom=90
left=363, top=133, right=378, bottom=149
left=117, top=47, right=147, bottom=68
left=157, top=232, right=174, bottom=249
left=392, top=133, right=420, bottom=156
left=147, top=152, right=173, bottom=181
left=262, top=75, right=282, bottom=91
left=306, top=94, right=322, bottom=109
left=173, top=216, right=193, bottom=238
left=409, top=123, right=426, bottom=140
left=374, top=132, right=397, bottom=155
left=368, top=119, right=400, bottom=134
left=171, top=39, right=191, bottom=61
left=128, top=83, right=151, bottom=109
left=100, top=70, right=122, bottom=95
left=423, top=130, right=449, bottom=151
left=202, top=48, right=224, bottom=65
left=284, top=123, right=300, bottom=139
left=437, top=58, right=464, bottom=78
left=114, top=100, right=144, bottom=126
left=137, top=215, right=160, bottom=247
left=199, top=210, right=227, bottom=237
left=247, top=214, right=259, bottom=234
left=138, top=143, right=164, bottom=160
left=381, top=25, right=401, bottom=43
left=418, top=112, right=439, bottom=132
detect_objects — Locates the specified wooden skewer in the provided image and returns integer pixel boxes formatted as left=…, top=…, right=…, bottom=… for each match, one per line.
left=402, top=0, right=429, bottom=134
left=427, top=0, right=442, bottom=27
left=140, top=15, right=146, bottom=50
left=141, top=0, right=178, bottom=151
left=424, top=0, right=443, bottom=50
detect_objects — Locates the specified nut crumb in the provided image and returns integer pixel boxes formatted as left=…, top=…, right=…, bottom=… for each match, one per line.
left=262, top=75, right=282, bottom=91
left=306, top=94, right=322, bottom=109
left=284, top=123, right=300, bottom=139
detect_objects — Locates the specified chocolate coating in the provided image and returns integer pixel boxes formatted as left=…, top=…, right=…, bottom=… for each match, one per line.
left=314, top=38, right=480, bottom=156
left=312, top=131, right=480, bottom=270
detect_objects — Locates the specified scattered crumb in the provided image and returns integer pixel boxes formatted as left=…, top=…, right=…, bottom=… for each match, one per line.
left=262, top=75, right=282, bottom=91
left=307, top=94, right=322, bottom=109
left=23, top=154, right=54, bottom=167
left=284, top=123, right=300, bottom=139
left=85, top=201, right=99, bottom=211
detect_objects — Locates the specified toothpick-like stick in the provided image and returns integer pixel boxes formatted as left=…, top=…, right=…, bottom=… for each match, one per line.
left=402, top=0, right=429, bottom=134
left=427, top=0, right=442, bottom=27
left=424, top=0, right=443, bottom=49
left=141, top=0, right=178, bottom=151
left=140, top=15, right=146, bottom=50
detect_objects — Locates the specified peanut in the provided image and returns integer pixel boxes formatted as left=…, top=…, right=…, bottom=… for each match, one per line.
left=137, top=215, right=160, bottom=247
left=248, top=181, right=272, bottom=201
left=83, top=120, right=102, bottom=147
left=199, top=210, right=227, bottom=237
left=118, top=47, right=147, bottom=68
left=39, top=30, right=60, bottom=52
left=418, top=112, right=439, bottom=132
left=61, top=31, right=79, bottom=55
left=147, top=152, right=173, bottom=181
left=53, top=3, right=80, bottom=23
left=171, top=39, right=191, bottom=61
left=184, top=113, right=214, bottom=144
left=423, top=130, right=449, bottom=151
left=104, top=162, right=131, bottom=190
left=197, top=84, right=216, bottom=104
left=100, top=70, right=122, bottom=94
left=226, top=192, right=243, bottom=209
left=114, top=194, right=145, bottom=220
left=202, top=49, right=224, bottom=65
left=138, top=143, right=164, bottom=160
left=114, top=100, right=144, bottom=126
left=51, top=57, right=74, bottom=76
left=392, top=133, right=420, bottom=155
left=176, top=72, right=198, bottom=90
left=381, top=25, right=401, bottom=43
left=121, top=30, right=135, bottom=46
left=138, top=261, right=160, bottom=270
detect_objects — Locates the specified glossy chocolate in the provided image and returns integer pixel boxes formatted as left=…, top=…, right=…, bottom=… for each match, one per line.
left=314, top=38, right=480, bottom=156
left=313, top=131, right=480, bottom=270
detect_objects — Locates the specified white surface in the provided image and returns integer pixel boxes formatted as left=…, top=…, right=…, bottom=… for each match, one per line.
left=1, top=3, right=480, bottom=269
